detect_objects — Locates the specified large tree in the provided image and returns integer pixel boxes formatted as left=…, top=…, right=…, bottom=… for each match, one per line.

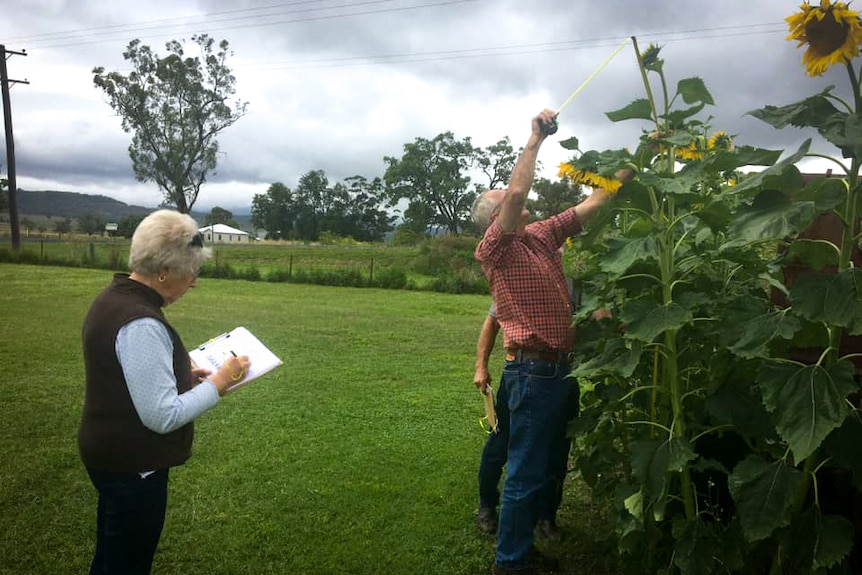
left=251, top=182, right=294, bottom=240
left=383, top=132, right=475, bottom=235
left=293, top=170, right=329, bottom=241
left=527, top=177, right=587, bottom=220
left=93, top=34, right=247, bottom=213
left=205, top=206, right=239, bottom=228
left=77, top=212, right=107, bottom=236
left=341, top=175, right=394, bottom=242
left=474, top=137, right=519, bottom=191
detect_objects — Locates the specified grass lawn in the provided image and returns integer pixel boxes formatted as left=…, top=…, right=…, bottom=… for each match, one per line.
left=0, top=264, right=622, bottom=575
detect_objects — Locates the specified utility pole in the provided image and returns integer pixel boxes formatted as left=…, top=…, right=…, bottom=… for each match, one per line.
left=0, top=45, right=28, bottom=251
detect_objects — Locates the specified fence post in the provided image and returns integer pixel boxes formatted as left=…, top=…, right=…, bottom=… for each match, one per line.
left=369, top=257, right=374, bottom=285
left=40, top=240, right=44, bottom=261
left=89, top=242, right=95, bottom=263
left=289, top=254, right=293, bottom=278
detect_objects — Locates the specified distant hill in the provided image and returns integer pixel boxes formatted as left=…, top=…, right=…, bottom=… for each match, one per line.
left=13, top=189, right=254, bottom=231
left=17, top=190, right=153, bottom=221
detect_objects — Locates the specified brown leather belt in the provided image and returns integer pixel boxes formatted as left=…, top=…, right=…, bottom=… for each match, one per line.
left=506, top=348, right=574, bottom=364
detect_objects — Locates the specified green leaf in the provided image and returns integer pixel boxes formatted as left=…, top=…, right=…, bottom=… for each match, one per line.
left=621, top=300, right=693, bottom=343
left=606, top=98, right=654, bottom=122
left=795, top=175, right=847, bottom=212
left=616, top=179, right=655, bottom=215
left=599, top=236, right=659, bottom=276
left=824, top=416, right=862, bottom=490
left=638, top=172, right=697, bottom=196
left=727, top=189, right=816, bottom=244
left=733, top=145, right=785, bottom=167
left=787, top=506, right=855, bottom=571
left=703, top=146, right=783, bottom=173
left=788, top=239, right=840, bottom=270
left=726, top=310, right=801, bottom=359
left=624, top=490, right=644, bottom=519
left=559, top=136, right=579, bottom=151
left=631, top=438, right=696, bottom=509
left=728, top=456, right=804, bottom=542
left=673, top=519, right=718, bottom=575
left=789, top=269, right=862, bottom=334
left=664, top=103, right=706, bottom=127
left=758, top=361, right=856, bottom=462
left=747, top=88, right=840, bottom=130
left=570, top=338, right=643, bottom=378
left=694, top=199, right=732, bottom=233
left=676, top=77, right=715, bottom=105
left=814, top=514, right=855, bottom=568
left=706, top=383, right=779, bottom=444
left=726, top=139, right=810, bottom=197
left=818, top=111, right=862, bottom=159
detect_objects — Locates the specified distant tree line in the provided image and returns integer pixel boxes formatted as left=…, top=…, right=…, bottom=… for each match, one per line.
left=249, top=135, right=587, bottom=244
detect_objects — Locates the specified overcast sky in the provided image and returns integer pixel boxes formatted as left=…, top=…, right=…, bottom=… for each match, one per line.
left=0, top=0, right=851, bottom=214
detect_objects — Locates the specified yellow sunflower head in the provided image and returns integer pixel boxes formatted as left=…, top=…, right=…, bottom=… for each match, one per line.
left=676, top=141, right=703, bottom=161
left=558, top=163, right=576, bottom=179
left=786, top=0, right=862, bottom=76
left=564, top=167, right=623, bottom=195
left=707, top=131, right=734, bottom=152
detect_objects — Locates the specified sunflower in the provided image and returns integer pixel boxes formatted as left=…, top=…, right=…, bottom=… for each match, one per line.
left=707, top=131, right=734, bottom=151
left=786, top=0, right=862, bottom=77
left=676, top=141, right=703, bottom=161
left=559, top=164, right=623, bottom=194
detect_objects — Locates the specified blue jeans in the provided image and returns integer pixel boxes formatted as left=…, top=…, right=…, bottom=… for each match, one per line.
left=479, top=375, right=577, bottom=520
left=495, top=358, right=572, bottom=570
left=478, top=377, right=510, bottom=510
left=86, top=468, right=169, bottom=575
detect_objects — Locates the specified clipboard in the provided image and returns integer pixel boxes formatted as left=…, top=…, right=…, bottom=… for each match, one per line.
left=188, top=326, right=283, bottom=393
left=481, top=384, right=498, bottom=433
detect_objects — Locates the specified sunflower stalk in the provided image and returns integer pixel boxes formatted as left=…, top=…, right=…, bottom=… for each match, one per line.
left=632, top=37, right=697, bottom=523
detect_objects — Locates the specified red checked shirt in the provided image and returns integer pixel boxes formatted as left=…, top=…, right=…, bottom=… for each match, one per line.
left=475, top=208, right=583, bottom=352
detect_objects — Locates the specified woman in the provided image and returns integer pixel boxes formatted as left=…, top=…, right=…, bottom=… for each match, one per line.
left=78, top=209, right=251, bottom=575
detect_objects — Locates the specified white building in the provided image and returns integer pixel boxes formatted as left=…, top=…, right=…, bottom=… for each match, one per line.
left=199, top=223, right=251, bottom=244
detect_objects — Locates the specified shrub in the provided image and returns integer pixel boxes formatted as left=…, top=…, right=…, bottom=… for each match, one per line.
left=372, top=266, right=408, bottom=289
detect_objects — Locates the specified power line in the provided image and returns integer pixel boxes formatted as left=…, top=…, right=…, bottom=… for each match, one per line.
left=244, top=25, right=786, bottom=71
left=6, top=0, right=478, bottom=49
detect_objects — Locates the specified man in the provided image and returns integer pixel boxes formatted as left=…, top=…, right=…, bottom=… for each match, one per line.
left=472, top=108, right=630, bottom=575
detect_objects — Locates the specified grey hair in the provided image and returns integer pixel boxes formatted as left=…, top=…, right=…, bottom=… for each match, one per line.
left=128, top=210, right=211, bottom=277
left=471, top=191, right=502, bottom=231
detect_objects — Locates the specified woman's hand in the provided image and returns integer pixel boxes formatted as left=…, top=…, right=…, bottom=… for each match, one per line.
left=191, top=367, right=212, bottom=386
left=209, top=355, right=252, bottom=396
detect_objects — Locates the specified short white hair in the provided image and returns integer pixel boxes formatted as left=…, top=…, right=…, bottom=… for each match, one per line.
left=471, top=191, right=503, bottom=231
left=128, top=210, right=211, bottom=277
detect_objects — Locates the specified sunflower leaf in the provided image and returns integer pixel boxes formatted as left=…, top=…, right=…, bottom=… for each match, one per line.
left=727, top=189, right=816, bottom=243
left=559, top=136, right=579, bottom=151
left=676, top=77, right=715, bottom=105
left=726, top=140, right=810, bottom=196
left=758, top=361, right=856, bottom=463
left=621, top=300, right=692, bottom=343
left=606, top=98, right=654, bottom=122
left=728, top=456, right=804, bottom=542
left=789, top=268, right=862, bottom=334
left=747, top=88, right=840, bottom=129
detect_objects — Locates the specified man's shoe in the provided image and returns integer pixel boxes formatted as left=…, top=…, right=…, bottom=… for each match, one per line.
left=536, top=518, right=562, bottom=541
left=476, top=507, right=497, bottom=534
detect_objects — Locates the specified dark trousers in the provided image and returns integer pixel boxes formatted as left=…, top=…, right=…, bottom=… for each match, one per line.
left=86, top=468, right=169, bottom=575
left=478, top=371, right=579, bottom=519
